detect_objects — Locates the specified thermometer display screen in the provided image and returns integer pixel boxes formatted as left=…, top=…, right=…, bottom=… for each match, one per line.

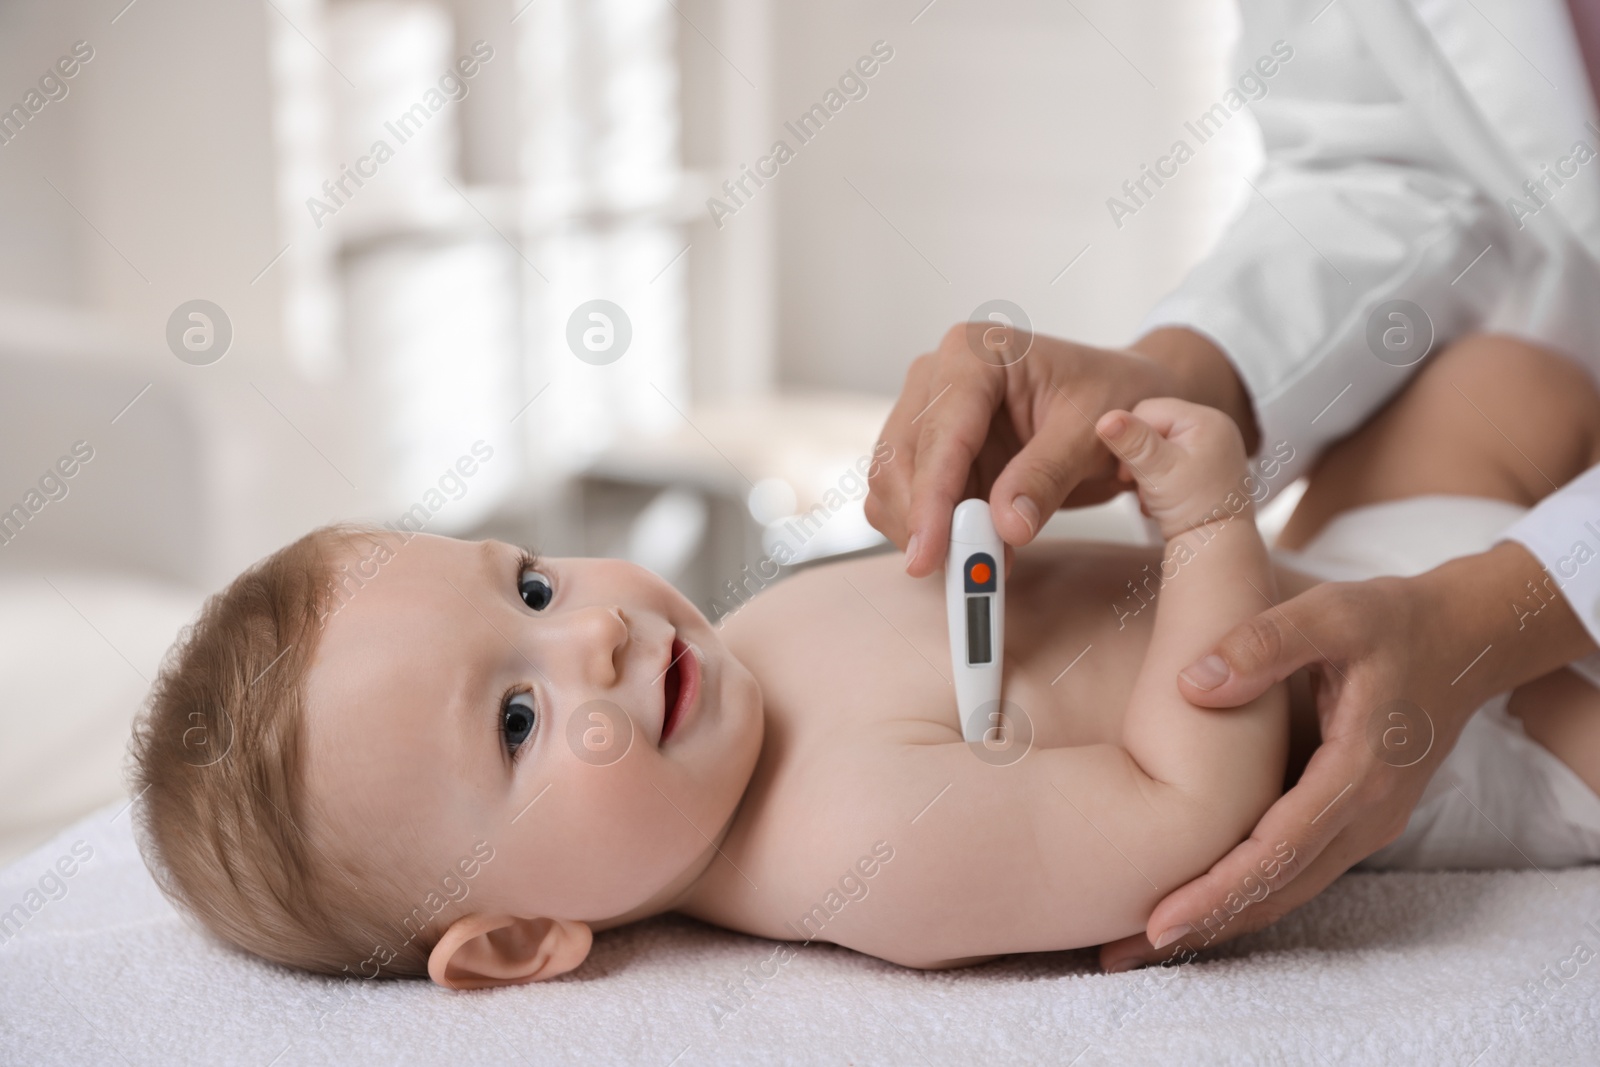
left=966, top=596, right=993, bottom=665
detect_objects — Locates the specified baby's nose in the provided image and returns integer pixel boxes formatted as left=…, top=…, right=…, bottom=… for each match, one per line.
left=561, top=605, right=630, bottom=685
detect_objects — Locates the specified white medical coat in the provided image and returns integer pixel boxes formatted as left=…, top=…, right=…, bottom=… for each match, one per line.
left=1142, top=0, right=1600, bottom=646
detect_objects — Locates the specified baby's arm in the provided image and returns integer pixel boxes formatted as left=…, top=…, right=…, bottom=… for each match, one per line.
left=818, top=403, right=1290, bottom=968
left=827, top=724, right=1286, bottom=965
left=1094, top=399, right=1288, bottom=819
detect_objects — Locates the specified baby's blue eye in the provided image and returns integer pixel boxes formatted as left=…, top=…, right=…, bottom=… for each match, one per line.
left=502, top=691, right=536, bottom=757
left=519, top=567, right=553, bottom=611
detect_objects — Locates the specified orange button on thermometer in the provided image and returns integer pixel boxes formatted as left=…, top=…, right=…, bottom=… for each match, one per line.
left=945, top=499, right=1004, bottom=742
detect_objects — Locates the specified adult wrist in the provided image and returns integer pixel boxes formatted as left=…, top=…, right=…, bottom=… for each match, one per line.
left=1130, top=327, right=1261, bottom=455
left=1414, top=540, right=1597, bottom=705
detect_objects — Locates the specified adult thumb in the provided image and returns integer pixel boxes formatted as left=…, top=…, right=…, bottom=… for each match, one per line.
left=1177, top=608, right=1322, bottom=708
left=988, top=417, right=1101, bottom=546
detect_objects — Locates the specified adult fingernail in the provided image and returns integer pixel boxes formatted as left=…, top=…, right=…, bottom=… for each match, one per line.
left=1012, top=495, right=1039, bottom=537
left=904, top=534, right=920, bottom=571
left=1105, top=957, right=1144, bottom=974
left=1180, top=655, right=1229, bottom=691
left=1152, top=924, right=1191, bottom=950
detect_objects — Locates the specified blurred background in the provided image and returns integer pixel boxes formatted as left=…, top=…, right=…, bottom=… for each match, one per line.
left=0, top=0, right=1263, bottom=862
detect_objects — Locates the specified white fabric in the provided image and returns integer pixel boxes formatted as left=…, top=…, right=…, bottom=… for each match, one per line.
left=1502, top=462, right=1600, bottom=658
left=1141, top=0, right=1600, bottom=643
left=1272, top=493, right=1528, bottom=580
left=1361, top=691, right=1600, bottom=869
left=1274, top=494, right=1600, bottom=870
left=3, top=801, right=1599, bottom=1065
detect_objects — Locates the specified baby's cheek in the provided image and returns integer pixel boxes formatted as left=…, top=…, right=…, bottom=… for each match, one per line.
left=535, top=769, right=707, bottom=915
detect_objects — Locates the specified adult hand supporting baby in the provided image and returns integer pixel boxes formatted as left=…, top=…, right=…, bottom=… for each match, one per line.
left=1098, top=540, right=1598, bottom=973
left=866, top=325, right=1258, bottom=577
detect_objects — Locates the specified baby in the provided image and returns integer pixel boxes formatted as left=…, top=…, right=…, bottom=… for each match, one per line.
left=131, top=343, right=1600, bottom=987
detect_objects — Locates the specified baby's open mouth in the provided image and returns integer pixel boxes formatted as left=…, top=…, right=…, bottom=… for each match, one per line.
left=661, top=636, right=696, bottom=744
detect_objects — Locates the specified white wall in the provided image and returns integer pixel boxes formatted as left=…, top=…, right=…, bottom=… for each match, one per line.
left=0, top=9, right=88, bottom=305
left=767, top=0, right=1255, bottom=392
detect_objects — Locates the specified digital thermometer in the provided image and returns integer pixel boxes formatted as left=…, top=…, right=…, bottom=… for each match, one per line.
left=945, top=499, right=1004, bottom=742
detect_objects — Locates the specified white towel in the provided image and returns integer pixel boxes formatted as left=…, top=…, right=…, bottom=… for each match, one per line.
left=3, top=801, right=1597, bottom=1065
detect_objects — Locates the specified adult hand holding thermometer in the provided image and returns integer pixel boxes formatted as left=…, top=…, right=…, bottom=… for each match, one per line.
left=946, top=499, right=1004, bottom=743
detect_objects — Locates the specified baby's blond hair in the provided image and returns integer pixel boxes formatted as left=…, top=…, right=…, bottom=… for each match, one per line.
left=130, top=522, right=435, bottom=978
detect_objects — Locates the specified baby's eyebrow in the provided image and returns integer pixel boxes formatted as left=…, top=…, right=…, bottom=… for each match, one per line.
left=479, top=537, right=507, bottom=573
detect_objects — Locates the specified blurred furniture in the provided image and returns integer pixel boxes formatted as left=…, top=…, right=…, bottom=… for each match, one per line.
left=581, top=391, right=894, bottom=599
left=0, top=333, right=208, bottom=864
left=540, top=390, right=1176, bottom=615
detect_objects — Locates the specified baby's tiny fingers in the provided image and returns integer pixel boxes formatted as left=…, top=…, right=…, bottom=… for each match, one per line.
left=1094, top=410, right=1173, bottom=483
left=1126, top=396, right=1190, bottom=436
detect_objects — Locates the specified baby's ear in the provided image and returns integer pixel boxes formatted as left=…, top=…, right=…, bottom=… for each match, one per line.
left=427, top=914, right=593, bottom=990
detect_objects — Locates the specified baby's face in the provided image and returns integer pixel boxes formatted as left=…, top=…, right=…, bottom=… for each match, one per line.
left=303, top=534, right=764, bottom=929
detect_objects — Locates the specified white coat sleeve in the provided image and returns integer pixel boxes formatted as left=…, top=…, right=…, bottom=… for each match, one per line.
left=1140, top=0, right=1512, bottom=479
left=1500, top=463, right=1600, bottom=653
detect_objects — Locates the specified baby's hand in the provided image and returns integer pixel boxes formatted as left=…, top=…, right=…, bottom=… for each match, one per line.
left=1094, top=398, right=1251, bottom=541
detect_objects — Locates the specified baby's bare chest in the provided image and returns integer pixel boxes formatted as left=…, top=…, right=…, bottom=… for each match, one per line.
left=694, top=543, right=1175, bottom=945
left=720, top=544, right=1163, bottom=752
